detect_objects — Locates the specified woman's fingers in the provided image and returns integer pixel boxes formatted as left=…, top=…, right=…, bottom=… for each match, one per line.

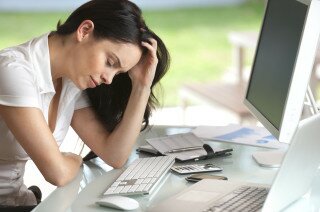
left=141, top=38, right=158, bottom=60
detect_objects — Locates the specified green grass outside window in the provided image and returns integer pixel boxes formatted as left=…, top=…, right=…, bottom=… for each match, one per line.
left=0, top=0, right=264, bottom=106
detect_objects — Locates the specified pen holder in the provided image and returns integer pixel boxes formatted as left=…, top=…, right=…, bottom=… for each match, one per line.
left=196, top=144, right=219, bottom=160
left=196, top=144, right=233, bottom=161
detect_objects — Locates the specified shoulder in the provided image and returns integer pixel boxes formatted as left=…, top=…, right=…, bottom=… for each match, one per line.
left=0, top=44, right=33, bottom=69
left=0, top=52, right=36, bottom=89
left=0, top=46, right=38, bottom=101
left=0, top=42, right=38, bottom=84
left=0, top=33, right=49, bottom=74
left=0, top=35, right=50, bottom=108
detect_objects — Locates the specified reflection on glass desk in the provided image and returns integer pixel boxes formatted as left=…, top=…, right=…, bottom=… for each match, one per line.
left=32, top=125, right=320, bottom=212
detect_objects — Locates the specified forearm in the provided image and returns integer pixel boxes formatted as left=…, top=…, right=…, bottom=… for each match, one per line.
left=48, top=153, right=83, bottom=187
left=100, top=85, right=151, bottom=167
left=0, top=106, right=83, bottom=187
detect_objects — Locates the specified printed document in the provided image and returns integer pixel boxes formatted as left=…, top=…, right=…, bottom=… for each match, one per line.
left=192, top=124, right=287, bottom=149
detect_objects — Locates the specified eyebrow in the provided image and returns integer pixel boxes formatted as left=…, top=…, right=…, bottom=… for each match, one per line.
left=110, top=52, right=123, bottom=69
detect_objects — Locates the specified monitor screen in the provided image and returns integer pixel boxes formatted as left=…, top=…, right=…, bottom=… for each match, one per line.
left=244, top=0, right=320, bottom=167
left=246, top=0, right=308, bottom=131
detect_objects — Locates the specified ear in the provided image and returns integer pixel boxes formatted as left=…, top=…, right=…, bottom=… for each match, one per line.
left=76, top=20, right=94, bottom=42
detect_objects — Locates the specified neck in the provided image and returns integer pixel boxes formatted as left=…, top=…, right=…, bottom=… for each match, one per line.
left=48, top=33, right=70, bottom=82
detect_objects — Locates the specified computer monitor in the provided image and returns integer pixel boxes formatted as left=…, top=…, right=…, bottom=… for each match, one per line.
left=243, top=0, right=320, bottom=167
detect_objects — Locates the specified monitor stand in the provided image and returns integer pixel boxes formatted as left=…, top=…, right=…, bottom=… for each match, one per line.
left=252, top=86, right=318, bottom=168
left=252, top=150, right=286, bottom=168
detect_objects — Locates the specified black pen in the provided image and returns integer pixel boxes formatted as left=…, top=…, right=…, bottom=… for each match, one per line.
left=164, top=146, right=203, bottom=153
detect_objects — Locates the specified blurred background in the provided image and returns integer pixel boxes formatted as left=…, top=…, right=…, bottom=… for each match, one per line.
left=0, top=0, right=266, bottom=127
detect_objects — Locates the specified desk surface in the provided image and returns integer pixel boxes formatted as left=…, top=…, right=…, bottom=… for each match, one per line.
left=33, top=126, right=320, bottom=212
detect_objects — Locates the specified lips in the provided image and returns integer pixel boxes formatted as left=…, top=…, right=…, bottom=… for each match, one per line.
left=90, top=76, right=99, bottom=87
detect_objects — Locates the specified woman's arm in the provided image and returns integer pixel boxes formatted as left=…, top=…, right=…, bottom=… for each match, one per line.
left=71, top=86, right=150, bottom=168
left=71, top=39, right=158, bottom=168
left=0, top=105, right=82, bottom=186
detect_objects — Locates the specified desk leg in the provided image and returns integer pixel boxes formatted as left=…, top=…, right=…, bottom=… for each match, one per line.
left=180, top=95, right=189, bottom=125
left=310, top=63, right=319, bottom=99
left=233, top=45, right=244, bottom=86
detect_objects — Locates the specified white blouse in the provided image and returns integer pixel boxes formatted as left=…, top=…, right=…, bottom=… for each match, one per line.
left=0, top=33, right=90, bottom=205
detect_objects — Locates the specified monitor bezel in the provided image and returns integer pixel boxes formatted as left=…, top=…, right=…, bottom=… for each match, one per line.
left=244, top=0, right=319, bottom=144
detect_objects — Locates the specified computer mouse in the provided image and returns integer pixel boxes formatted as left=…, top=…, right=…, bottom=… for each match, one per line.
left=96, top=195, right=140, bottom=211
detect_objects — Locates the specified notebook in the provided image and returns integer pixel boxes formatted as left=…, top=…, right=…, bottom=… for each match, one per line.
left=144, top=132, right=232, bottom=162
left=148, top=114, right=320, bottom=212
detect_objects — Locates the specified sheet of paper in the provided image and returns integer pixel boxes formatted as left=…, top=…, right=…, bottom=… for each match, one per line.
left=146, top=132, right=210, bottom=161
left=146, top=132, right=204, bottom=154
left=192, top=124, right=287, bottom=149
left=168, top=149, right=207, bottom=161
left=146, top=132, right=233, bottom=161
left=137, top=144, right=160, bottom=155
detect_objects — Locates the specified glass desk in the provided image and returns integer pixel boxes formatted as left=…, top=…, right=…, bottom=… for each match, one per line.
left=32, top=125, right=320, bottom=212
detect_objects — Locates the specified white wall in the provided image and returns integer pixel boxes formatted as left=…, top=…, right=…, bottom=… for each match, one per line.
left=0, top=0, right=246, bottom=11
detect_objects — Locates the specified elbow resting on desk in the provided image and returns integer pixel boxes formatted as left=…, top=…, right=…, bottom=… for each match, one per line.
left=97, top=152, right=128, bottom=169
left=102, top=157, right=128, bottom=169
left=44, top=167, right=80, bottom=187
left=42, top=153, right=83, bottom=187
left=47, top=174, right=73, bottom=187
left=95, top=146, right=131, bottom=169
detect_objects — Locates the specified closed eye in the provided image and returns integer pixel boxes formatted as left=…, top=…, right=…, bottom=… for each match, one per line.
left=106, top=59, right=115, bottom=68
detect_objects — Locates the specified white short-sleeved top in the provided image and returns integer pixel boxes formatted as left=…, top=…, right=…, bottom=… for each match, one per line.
left=0, top=33, right=91, bottom=161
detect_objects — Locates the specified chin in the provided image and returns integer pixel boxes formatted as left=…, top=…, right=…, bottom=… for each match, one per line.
left=79, top=85, right=87, bottom=90
left=73, top=80, right=87, bottom=90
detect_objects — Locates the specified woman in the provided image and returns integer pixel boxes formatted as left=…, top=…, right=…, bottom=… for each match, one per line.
left=0, top=0, right=170, bottom=209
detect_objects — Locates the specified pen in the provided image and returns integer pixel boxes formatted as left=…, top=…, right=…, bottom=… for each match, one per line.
left=165, top=146, right=203, bottom=153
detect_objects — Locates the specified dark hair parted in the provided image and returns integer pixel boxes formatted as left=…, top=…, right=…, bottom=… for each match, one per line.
left=54, top=0, right=170, bottom=132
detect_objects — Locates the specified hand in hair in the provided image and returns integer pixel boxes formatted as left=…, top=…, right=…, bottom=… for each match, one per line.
left=128, top=38, right=158, bottom=89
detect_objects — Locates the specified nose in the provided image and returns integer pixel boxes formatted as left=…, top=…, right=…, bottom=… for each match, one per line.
left=100, top=74, right=114, bottom=85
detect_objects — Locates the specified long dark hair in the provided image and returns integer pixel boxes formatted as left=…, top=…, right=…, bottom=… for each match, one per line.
left=54, top=0, right=170, bottom=132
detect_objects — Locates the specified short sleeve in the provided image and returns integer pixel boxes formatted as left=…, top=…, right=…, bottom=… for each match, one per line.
left=75, top=91, right=91, bottom=110
left=0, top=55, right=40, bottom=108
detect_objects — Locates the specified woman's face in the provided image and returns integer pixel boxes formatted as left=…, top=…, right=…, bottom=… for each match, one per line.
left=70, top=36, right=142, bottom=90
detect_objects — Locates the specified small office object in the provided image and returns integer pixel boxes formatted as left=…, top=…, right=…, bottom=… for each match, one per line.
left=138, top=143, right=232, bottom=162
left=196, top=144, right=232, bottom=161
left=83, top=151, right=97, bottom=161
left=146, top=132, right=203, bottom=153
left=136, top=144, right=162, bottom=155
left=146, top=132, right=232, bottom=162
left=103, top=155, right=175, bottom=196
left=96, top=195, right=139, bottom=211
left=171, top=163, right=222, bottom=174
left=185, top=174, right=228, bottom=182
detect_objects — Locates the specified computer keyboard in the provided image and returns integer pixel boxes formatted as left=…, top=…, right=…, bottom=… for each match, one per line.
left=103, top=156, right=176, bottom=196
left=202, top=185, right=269, bottom=212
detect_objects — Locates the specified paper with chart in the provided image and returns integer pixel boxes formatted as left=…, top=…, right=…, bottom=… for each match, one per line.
left=192, top=124, right=288, bottom=149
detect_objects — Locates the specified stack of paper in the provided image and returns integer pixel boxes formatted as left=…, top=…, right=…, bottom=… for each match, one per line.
left=144, top=132, right=232, bottom=162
